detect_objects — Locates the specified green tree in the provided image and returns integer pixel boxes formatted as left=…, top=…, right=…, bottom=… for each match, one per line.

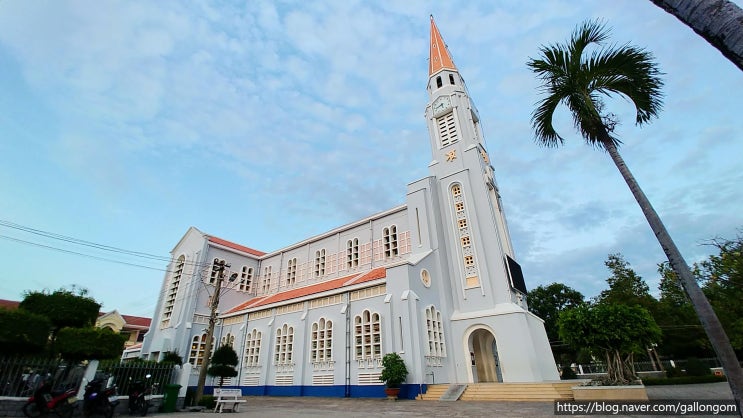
left=207, top=345, right=238, bottom=387
left=55, top=327, right=127, bottom=362
left=649, top=0, right=743, bottom=72
left=595, top=254, right=656, bottom=311
left=654, top=262, right=711, bottom=358
left=698, top=234, right=743, bottom=350
left=528, top=283, right=585, bottom=341
left=558, top=304, right=661, bottom=385
left=0, top=308, right=51, bottom=355
left=20, top=287, right=100, bottom=337
left=161, top=351, right=184, bottom=365
left=528, top=20, right=743, bottom=406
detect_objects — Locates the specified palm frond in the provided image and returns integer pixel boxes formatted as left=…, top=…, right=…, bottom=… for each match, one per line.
left=527, top=19, right=664, bottom=150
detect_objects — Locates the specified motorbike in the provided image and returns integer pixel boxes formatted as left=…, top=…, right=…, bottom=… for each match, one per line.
left=22, top=379, right=78, bottom=418
left=82, top=377, right=119, bottom=418
left=127, top=374, right=152, bottom=417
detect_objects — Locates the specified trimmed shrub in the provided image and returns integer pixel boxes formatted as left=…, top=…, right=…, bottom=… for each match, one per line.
left=561, top=365, right=578, bottom=380
left=684, top=357, right=711, bottom=376
left=198, top=395, right=215, bottom=409
left=642, top=375, right=727, bottom=385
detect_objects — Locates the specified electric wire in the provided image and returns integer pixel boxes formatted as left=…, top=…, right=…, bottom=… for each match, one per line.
left=0, top=219, right=218, bottom=271
left=0, top=234, right=169, bottom=272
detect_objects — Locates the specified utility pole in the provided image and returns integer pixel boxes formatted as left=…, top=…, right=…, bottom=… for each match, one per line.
left=195, top=259, right=228, bottom=403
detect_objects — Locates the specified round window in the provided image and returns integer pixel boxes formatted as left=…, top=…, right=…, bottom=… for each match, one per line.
left=420, top=269, right=431, bottom=287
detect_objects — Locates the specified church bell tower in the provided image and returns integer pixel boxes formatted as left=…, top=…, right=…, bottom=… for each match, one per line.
left=425, top=16, right=521, bottom=308
left=412, top=16, right=559, bottom=383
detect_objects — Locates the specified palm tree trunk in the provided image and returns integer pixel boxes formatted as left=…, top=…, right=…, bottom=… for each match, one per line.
left=649, top=0, right=743, bottom=72
left=604, top=141, right=743, bottom=414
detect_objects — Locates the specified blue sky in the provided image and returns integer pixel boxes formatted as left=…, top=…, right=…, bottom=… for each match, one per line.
left=1, top=1, right=741, bottom=317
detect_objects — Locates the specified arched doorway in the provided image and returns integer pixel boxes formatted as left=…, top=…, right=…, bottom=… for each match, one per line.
left=468, top=328, right=502, bottom=383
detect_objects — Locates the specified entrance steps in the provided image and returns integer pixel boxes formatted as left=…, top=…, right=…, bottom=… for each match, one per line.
left=419, top=382, right=579, bottom=402
left=417, top=384, right=449, bottom=401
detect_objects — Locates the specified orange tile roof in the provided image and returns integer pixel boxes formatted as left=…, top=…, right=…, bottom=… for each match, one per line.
left=429, top=16, right=458, bottom=76
left=121, top=315, right=152, bottom=328
left=224, top=267, right=387, bottom=315
left=207, top=235, right=265, bottom=257
left=0, top=299, right=19, bottom=310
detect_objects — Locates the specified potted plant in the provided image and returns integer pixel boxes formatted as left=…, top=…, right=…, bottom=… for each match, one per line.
left=379, top=353, right=408, bottom=399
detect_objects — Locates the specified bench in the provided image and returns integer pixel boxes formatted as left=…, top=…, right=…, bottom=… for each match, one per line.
left=213, top=388, right=246, bottom=413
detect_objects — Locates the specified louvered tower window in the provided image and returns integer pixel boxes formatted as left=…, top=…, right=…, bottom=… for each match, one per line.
left=437, top=112, right=458, bottom=147
left=161, top=255, right=185, bottom=328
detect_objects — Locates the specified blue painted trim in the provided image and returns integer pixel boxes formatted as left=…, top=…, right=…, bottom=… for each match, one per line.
left=192, top=384, right=423, bottom=400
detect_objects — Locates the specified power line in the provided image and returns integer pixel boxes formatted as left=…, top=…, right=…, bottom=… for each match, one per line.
left=0, top=234, right=169, bottom=272
left=0, top=219, right=170, bottom=261
left=0, top=219, right=215, bottom=270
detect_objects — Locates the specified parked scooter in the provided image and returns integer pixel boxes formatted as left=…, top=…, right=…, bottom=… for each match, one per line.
left=127, top=374, right=152, bottom=417
left=22, top=378, right=78, bottom=418
left=82, top=377, right=119, bottom=418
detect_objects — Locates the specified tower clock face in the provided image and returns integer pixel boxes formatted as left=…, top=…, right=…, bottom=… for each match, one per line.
left=432, top=95, right=452, bottom=116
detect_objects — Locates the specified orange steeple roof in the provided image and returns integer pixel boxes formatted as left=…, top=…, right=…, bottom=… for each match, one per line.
left=429, top=16, right=457, bottom=76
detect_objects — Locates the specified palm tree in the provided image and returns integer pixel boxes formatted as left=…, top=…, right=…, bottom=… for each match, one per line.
left=650, top=0, right=743, bottom=72
left=527, top=20, right=742, bottom=412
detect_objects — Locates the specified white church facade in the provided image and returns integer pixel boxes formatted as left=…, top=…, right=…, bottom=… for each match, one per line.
left=140, top=17, right=558, bottom=399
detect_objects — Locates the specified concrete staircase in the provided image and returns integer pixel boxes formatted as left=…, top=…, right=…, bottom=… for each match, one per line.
left=417, top=384, right=449, bottom=401
left=419, top=381, right=581, bottom=402
left=459, top=382, right=577, bottom=401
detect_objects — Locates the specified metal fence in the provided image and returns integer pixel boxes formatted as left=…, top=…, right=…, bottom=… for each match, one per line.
left=97, top=360, right=176, bottom=396
left=560, top=357, right=724, bottom=375
left=0, top=357, right=85, bottom=397
left=0, top=356, right=178, bottom=399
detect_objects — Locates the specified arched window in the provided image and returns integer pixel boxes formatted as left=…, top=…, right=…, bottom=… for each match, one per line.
left=188, top=334, right=214, bottom=366
left=261, top=266, right=272, bottom=294
left=310, top=318, right=333, bottom=363
left=425, top=305, right=446, bottom=358
left=436, top=76, right=442, bottom=88
left=354, top=310, right=382, bottom=360
left=451, top=183, right=479, bottom=288
left=449, top=74, right=455, bottom=85
left=221, top=332, right=235, bottom=348
left=239, top=266, right=253, bottom=292
left=209, top=258, right=225, bottom=284
left=244, top=329, right=262, bottom=367
left=383, top=225, right=398, bottom=258
left=314, top=249, right=326, bottom=277
left=346, top=238, right=359, bottom=268
left=286, top=258, right=297, bottom=286
left=274, top=324, right=294, bottom=365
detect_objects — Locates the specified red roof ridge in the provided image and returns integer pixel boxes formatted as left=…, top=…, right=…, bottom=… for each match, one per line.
left=207, top=235, right=266, bottom=257
left=223, top=267, right=387, bottom=315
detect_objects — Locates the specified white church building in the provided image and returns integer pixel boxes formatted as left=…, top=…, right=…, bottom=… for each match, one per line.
left=140, top=17, right=558, bottom=399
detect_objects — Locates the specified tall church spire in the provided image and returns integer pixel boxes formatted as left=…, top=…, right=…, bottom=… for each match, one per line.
left=429, top=15, right=457, bottom=76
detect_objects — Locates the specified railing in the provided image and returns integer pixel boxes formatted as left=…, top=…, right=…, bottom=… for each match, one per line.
left=97, top=360, right=176, bottom=396
left=560, top=357, right=725, bottom=375
left=0, top=357, right=84, bottom=397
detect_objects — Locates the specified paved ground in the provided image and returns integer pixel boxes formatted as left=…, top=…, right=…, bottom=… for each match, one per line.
left=153, top=383, right=735, bottom=418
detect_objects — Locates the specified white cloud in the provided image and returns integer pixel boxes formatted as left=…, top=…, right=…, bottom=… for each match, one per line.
left=0, top=0, right=741, bottom=314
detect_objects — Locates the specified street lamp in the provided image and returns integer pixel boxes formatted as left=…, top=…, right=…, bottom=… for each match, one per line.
left=195, top=260, right=237, bottom=403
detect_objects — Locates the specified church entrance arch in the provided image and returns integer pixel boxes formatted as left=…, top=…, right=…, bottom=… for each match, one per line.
left=467, top=328, right=502, bottom=383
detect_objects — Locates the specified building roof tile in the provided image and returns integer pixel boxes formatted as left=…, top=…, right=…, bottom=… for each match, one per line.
left=224, top=267, right=386, bottom=315
left=207, top=235, right=266, bottom=257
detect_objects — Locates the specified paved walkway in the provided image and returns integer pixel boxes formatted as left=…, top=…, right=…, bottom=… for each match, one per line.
left=155, top=383, right=735, bottom=418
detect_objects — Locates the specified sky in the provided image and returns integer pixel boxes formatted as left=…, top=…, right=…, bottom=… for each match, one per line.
left=1, top=1, right=741, bottom=318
